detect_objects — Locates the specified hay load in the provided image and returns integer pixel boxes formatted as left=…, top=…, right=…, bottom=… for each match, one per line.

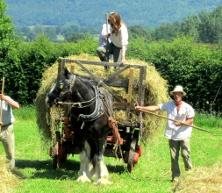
left=36, top=54, right=169, bottom=142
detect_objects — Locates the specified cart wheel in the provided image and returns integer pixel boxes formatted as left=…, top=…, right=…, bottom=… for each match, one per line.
left=127, top=150, right=136, bottom=172
left=127, top=139, right=137, bottom=172
left=58, top=144, right=67, bottom=164
left=51, top=142, right=59, bottom=169
left=52, top=155, right=59, bottom=169
left=52, top=143, right=67, bottom=169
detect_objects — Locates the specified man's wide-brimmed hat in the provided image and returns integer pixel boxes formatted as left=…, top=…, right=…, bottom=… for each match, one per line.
left=170, top=85, right=186, bottom=96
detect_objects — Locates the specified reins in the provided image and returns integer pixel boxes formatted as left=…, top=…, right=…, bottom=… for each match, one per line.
left=57, top=97, right=96, bottom=108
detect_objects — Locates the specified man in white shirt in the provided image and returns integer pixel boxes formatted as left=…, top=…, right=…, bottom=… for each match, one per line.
left=135, top=85, right=195, bottom=182
left=0, top=91, right=20, bottom=170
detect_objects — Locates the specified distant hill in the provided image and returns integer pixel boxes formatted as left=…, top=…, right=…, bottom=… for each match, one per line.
left=5, top=0, right=222, bottom=29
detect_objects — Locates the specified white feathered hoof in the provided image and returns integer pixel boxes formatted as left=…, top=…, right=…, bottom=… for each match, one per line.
left=77, top=175, right=91, bottom=183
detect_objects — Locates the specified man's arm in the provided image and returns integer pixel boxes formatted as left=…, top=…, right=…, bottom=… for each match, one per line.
left=0, top=94, right=20, bottom=109
left=174, top=117, right=194, bottom=127
left=135, top=105, right=160, bottom=112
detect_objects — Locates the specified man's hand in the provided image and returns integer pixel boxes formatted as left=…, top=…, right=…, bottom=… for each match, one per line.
left=174, top=120, right=183, bottom=127
left=0, top=94, right=5, bottom=100
left=135, top=105, right=143, bottom=112
left=174, top=118, right=193, bottom=127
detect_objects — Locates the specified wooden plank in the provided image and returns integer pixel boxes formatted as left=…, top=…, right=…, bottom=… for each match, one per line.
left=62, top=58, right=146, bottom=69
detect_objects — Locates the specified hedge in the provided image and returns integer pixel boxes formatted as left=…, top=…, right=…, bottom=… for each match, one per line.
left=1, top=36, right=222, bottom=113
left=128, top=37, right=222, bottom=112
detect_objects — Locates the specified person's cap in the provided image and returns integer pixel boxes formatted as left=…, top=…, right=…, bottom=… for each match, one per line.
left=170, top=85, right=186, bottom=96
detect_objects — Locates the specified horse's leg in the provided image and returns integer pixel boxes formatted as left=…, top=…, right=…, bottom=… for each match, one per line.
left=94, top=155, right=111, bottom=185
left=94, top=140, right=111, bottom=185
left=77, top=141, right=91, bottom=183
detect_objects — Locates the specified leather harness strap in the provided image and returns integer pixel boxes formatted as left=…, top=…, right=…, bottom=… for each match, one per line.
left=108, top=117, right=123, bottom=145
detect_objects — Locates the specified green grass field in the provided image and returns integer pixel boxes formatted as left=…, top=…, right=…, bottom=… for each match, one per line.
left=0, top=106, right=222, bottom=193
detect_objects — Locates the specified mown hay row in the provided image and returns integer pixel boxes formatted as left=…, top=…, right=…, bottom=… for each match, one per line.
left=0, top=156, right=19, bottom=193
left=36, top=54, right=169, bottom=142
left=174, top=163, right=222, bottom=193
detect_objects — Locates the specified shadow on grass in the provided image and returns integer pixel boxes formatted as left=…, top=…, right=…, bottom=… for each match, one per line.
left=15, top=159, right=79, bottom=179
left=15, top=158, right=126, bottom=180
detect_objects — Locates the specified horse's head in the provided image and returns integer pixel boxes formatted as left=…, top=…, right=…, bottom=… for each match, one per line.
left=46, top=68, right=75, bottom=106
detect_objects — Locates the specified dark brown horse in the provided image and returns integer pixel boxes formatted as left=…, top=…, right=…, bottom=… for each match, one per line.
left=46, top=68, right=113, bottom=184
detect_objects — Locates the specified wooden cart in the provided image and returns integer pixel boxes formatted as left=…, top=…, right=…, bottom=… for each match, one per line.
left=49, top=58, right=147, bottom=172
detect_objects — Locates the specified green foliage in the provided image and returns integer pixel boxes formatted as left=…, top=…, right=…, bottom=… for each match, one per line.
left=128, top=26, right=152, bottom=41
left=7, top=35, right=97, bottom=104
left=128, top=37, right=222, bottom=112
left=0, top=0, right=21, bottom=100
left=6, top=1, right=222, bottom=43
left=195, top=113, right=222, bottom=129
left=1, top=1, right=222, bottom=112
left=152, top=23, right=181, bottom=41
left=14, top=35, right=93, bottom=104
left=180, top=16, right=200, bottom=41
left=16, top=36, right=61, bottom=102
left=153, top=6, right=222, bottom=44
left=1, top=25, right=222, bottom=113
left=0, top=0, right=16, bottom=61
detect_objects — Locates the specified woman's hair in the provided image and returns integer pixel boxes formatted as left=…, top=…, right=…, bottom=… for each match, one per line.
left=108, top=12, right=121, bottom=33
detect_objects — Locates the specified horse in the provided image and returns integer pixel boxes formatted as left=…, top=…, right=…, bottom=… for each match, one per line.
left=46, top=68, right=113, bottom=184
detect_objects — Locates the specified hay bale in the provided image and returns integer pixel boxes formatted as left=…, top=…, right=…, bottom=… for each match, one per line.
left=36, top=54, right=169, bottom=142
left=0, top=156, right=19, bottom=193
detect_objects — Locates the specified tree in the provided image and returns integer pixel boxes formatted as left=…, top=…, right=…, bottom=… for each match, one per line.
left=180, top=16, right=199, bottom=41
left=198, top=7, right=222, bottom=43
left=128, top=25, right=152, bottom=41
left=0, top=0, right=20, bottom=99
left=0, top=0, right=17, bottom=62
left=153, top=23, right=180, bottom=40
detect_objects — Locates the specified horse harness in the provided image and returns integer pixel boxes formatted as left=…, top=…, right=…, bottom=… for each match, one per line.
left=58, top=74, right=111, bottom=122
left=57, top=74, right=123, bottom=145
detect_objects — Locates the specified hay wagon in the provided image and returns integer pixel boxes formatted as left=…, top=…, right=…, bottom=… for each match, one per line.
left=50, top=58, right=147, bottom=172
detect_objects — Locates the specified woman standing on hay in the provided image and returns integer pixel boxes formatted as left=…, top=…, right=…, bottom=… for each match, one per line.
left=96, top=22, right=111, bottom=62
left=97, top=12, right=128, bottom=67
left=135, top=85, right=195, bottom=183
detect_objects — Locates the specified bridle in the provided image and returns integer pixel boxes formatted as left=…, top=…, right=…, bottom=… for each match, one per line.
left=57, top=75, right=104, bottom=122
left=57, top=74, right=96, bottom=109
